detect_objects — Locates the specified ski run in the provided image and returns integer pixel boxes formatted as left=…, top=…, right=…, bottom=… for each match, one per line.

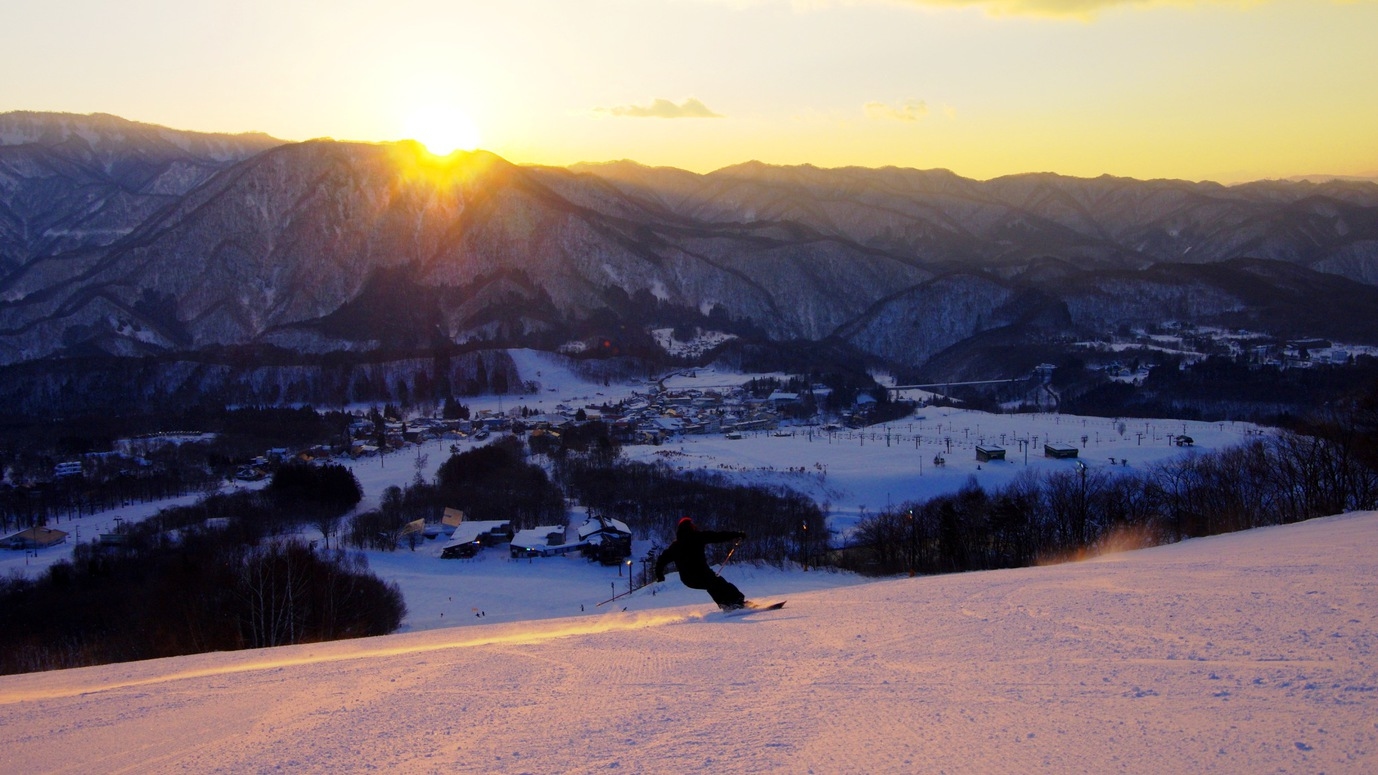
left=2, top=511, right=1374, bottom=773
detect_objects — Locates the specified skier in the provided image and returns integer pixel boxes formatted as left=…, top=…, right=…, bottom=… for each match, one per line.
left=654, top=517, right=748, bottom=610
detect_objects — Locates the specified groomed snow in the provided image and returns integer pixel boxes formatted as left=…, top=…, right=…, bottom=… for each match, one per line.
left=1, top=511, right=1374, bottom=773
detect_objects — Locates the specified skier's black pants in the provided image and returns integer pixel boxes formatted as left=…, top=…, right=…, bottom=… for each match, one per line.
left=684, top=574, right=744, bottom=606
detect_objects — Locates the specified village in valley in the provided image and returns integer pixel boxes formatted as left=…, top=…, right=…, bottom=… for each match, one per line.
left=2, top=338, right=1293, bottom=639
left=1074, top=321, right=1378, bottom=380
left=10, top=317, right=1363, bottom=581
left=5, top=287, right=1371, bottom=575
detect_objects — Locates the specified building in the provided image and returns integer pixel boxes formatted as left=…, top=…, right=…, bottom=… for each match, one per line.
left=767, top=391, right=800, bottom=408
left=511, top=526, right=576, bottom=558
left=975, top=445, right=1006, bottom=462
left=98, top=532, right=131, bottom=548
left=2, top=525, right=69, bottom=550
left=440, top=519, right=513, bottom=559
left=458, top=520, right=513, bottom=546
left=1044, top=443, right=1079, bottom=459
left=436, top=508, right=466, bottom=536
left=440, top=540, right=480, bottom=559
left=578, top=516, right=633, bottom=564
left=53, top=461, right=83, bottom=479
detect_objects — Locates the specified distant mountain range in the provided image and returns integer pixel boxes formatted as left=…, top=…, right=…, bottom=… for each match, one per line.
left=3, top=111, right=1377, bottom=409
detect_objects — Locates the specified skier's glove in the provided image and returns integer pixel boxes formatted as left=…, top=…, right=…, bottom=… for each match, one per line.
left=733, top=531, right=747, bottom=540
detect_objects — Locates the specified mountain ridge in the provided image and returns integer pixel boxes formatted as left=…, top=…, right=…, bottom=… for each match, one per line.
left=3, top=111, right=1377, bottom=396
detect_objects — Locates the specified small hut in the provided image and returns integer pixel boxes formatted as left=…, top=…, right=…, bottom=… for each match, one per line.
left=1, top=526, right=68, bottom=550
left=975, top=445, right=1006, bottom=463
left=1044, top=443, right=1079, bottom=459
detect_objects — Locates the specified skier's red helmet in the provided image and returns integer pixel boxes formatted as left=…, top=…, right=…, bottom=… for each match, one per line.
left=677, top=516, right=696, bottom=537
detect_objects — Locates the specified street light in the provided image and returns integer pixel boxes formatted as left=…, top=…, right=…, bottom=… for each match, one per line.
left=906, top=509, right=916, bottom=577
left=1076, top=460, right=1089, bottom=546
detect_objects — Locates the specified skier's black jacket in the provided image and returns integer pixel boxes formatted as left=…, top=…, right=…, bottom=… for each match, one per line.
left=655, top=525, right=744, bottom=588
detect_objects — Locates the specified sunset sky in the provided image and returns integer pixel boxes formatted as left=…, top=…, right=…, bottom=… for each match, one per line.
left=3, top=0, right=1375, bottom=182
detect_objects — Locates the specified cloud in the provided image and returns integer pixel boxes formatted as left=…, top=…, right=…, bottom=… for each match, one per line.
left=865, top=99, right=931, bottom=122
left=903, top=0, right=1168, bottom=17
left=598, top=98, right=723, bottom=119
left=751, top=0, right=1263, bottom=20
left=699, top=0, right=1360, bottom=18
left=900, top=0, right=1283, bottom=19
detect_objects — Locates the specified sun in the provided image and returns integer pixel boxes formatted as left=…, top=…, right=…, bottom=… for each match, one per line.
left=402, top=104, right=482, bottom=157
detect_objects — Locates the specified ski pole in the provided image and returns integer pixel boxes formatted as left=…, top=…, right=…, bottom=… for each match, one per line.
left=716, top=538, right=743, bottom=573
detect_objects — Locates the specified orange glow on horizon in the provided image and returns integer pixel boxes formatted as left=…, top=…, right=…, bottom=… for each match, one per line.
left=387, top=140, right=502, bottom=192
left=401, top=104, right=482, bottom=157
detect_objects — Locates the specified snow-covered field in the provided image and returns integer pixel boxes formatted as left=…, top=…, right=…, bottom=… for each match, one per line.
left=2, top=510, right=1373, bottom=773
left=3, top=350, right=1274, bottom=636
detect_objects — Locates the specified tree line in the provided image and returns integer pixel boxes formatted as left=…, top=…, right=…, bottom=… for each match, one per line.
left=836, top=423, right=1378, bottom=577
left=555, top=442, right=826, bottom=567
left=0, top=406, right=354, bottom=534
left=343, top=436, right=569, bottom=552
left=340, top=422, right=826, bottom=568
left=1061, top=354, right=1378, bottom=426
left=0, top=462, right=403, bottom=675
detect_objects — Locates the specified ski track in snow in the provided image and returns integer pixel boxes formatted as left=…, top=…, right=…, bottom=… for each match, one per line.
left=2, top=512, right=1375, bottom=774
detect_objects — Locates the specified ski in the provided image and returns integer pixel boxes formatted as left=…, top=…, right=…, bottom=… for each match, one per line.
left=722, top=600, right=786, bottom=615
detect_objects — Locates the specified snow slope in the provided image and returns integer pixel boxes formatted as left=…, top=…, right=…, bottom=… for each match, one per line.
left=2, top=511, right=1374, bottom=774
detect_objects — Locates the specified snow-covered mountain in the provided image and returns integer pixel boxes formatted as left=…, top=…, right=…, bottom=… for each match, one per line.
left=579, top=160, right=1378, bottom=282
left=0, top=112, right=282, bottom=274
left=3, top=111, right=1378, bottom=396
left=2, top=509, right=1372, bottom=773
